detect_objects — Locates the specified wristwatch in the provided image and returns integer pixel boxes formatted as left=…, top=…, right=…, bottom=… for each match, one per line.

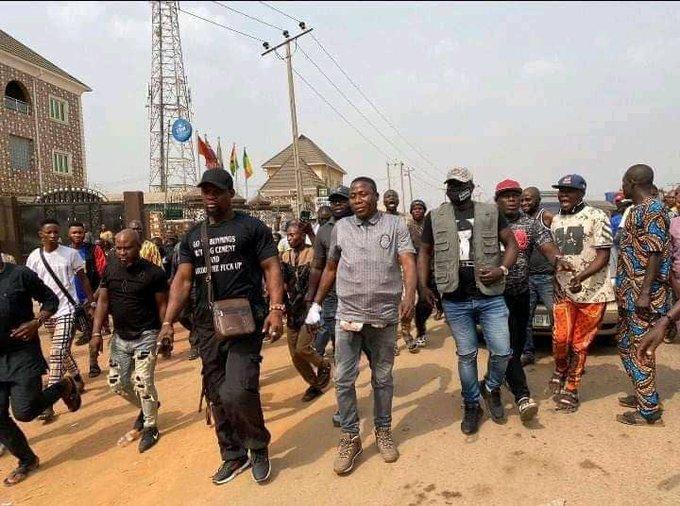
left=499, top=265, right=509, bottom=277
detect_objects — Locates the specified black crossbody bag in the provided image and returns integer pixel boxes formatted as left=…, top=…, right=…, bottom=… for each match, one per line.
left=200, top=221, right=255, bottom=340
left=39, top=249, right=92, bottom=335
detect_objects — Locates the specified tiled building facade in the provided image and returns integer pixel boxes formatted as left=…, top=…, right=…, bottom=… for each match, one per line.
left=0, top=29, right=90, bottom=198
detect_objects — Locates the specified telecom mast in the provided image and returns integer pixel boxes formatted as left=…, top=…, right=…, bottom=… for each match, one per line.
left=148, top=0, right=197, bottom=196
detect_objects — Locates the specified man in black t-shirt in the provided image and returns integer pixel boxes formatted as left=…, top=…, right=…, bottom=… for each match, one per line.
left=306, top=185, right=352, bottom=358
left=158, top=169, right=284, bottom=486
left=92, top=229, right=168, bottom=454
left=418, top=167, right=518, bottom=436
left=0, top=252, right=81, bottom=486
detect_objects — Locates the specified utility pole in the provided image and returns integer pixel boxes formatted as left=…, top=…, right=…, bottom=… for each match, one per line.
left=405, top=166, right=414, bottom=204
left=399, top=161, right=406, bottom=213
left=386, top=161, right=392, bottom=190
left=262, top=26, right=313, bottom=218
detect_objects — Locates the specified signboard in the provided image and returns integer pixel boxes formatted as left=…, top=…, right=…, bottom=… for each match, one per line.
left=172, top=118, right=192, bottom=142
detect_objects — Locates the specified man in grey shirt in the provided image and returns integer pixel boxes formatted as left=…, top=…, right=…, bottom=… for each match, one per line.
left=307, top=177, right=417, bottom=476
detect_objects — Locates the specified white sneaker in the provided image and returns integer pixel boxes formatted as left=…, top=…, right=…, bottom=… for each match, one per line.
left=415, top=334, right=428, bottom=348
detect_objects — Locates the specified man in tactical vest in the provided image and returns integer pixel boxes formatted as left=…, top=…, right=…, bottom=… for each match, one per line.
left=418, top=167, right=518, bottom=435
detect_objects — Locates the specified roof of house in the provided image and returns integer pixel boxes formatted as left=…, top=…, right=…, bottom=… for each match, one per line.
left=262, top=135, right=346, bottom=175
left=0, top=29, right=91, bottom=91
left=258, top=157, right=326, bottom=195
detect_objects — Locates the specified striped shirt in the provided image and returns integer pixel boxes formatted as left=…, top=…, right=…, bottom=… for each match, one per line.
left=329, top=211, right=414, bottom=325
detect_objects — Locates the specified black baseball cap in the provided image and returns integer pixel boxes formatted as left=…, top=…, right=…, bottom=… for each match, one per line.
left=197, top=168, right=234, bottom=190
left=329, top=185, right=350, bottom=200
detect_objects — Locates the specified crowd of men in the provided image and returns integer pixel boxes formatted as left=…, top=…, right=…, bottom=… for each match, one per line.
left=0, top=163, right=679, bottom=486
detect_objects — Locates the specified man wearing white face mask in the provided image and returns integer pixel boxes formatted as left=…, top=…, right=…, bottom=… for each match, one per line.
left=418, top=167, right=519, bottom=435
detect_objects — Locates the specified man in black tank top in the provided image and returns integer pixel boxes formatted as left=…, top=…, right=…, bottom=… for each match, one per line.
left=520, top=187, right=555, bottom=365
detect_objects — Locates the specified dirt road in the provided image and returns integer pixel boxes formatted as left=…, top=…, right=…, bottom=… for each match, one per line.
left=1, top=320, right=679, bottom=505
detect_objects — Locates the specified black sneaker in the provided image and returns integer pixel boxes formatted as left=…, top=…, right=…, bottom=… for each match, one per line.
left=301, top=386, right=323, bottom=402
left=461, top=401, right=483, bottom=435
left=187, top=347, right=199, bottom=361
left=212, top=456, right=251, bottom=485
left=316, top=361, right=332, bottom=390
left=480, top=380, right=506, bottom=424
left=38, top=406, right=55, bottom=424
left=60, top=376, right=82, bottom=412
left=88, top=363, right=102, bottom=378
left=250, top=448, right=271, bottom=483
left=138, top=426, right=160, bottom=453
left=133, top=409, right=144, bottom=432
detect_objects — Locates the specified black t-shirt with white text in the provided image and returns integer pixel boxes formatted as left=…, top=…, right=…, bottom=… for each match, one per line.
left=421, top=205, right=508, bottom=300
left=178, top=212, right=278, bottom=317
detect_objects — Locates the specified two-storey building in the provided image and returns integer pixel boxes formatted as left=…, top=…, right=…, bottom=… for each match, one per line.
left=1, top=29, right=90, bottom=198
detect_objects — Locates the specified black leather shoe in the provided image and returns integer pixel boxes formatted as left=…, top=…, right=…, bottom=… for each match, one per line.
left=461, top=402, right=483, bottom=435
left=480, top=380, right=506, bottom=424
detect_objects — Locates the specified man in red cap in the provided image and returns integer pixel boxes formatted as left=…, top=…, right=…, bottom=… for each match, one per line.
left=494, top=179, right=561, bottom=422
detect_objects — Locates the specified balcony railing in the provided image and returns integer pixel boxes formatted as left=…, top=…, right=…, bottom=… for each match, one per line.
left=4, top=96, right=30, bottom=115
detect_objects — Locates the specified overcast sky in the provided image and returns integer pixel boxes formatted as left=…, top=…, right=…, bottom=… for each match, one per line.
left=4, top=1, right=680, bottom=207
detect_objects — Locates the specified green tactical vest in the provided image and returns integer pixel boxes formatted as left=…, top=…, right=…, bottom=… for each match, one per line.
left=430, top=201, right=505, bottom=297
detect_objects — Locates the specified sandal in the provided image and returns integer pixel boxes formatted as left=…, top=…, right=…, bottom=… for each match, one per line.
left=616, top=410, right=663, bottom=426
left=555, top=390, right=579, bottom=413
left=3, top=457, right=39, bottom=487
left=117, top=429, right=141, bottom=447
left=548, top=373, right=564, bottom=396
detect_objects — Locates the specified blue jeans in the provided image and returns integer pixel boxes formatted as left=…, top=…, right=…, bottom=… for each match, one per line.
left=314, top=294, right=337, bottom=356
left=442, top=296, right=511, bottom=403
left=524, top=274, right=554, bottom=356
left=335, top=323, right=396, bottom=435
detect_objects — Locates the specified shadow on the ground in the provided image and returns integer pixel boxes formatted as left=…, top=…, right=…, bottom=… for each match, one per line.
left=39, top=409, right=202, bottom=472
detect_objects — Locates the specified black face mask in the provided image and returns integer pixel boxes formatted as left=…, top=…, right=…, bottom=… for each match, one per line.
left=447, top=186, right=472, bottom=204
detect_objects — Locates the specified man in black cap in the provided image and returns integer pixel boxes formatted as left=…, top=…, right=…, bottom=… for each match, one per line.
left=158, top=168, right=284, bottom=485
left=306, top=185, right=353, bottom=428
left=307, top=185, right=353, bottom=358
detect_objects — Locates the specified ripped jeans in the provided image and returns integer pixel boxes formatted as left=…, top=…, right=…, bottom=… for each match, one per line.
left=108, top=331, right=159, bottom=428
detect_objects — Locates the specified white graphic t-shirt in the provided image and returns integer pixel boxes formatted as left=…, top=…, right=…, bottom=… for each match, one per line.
left=551, top=204, right=615, bottom=304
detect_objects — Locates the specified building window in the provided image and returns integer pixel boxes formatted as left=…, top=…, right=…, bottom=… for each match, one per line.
left=9, top=135, right=34, bottom=171
left=52, top=150, right=71, bottom=175
left=4, top=80, right=30, bottom=114
left=49, top=95, right=69, bottom=123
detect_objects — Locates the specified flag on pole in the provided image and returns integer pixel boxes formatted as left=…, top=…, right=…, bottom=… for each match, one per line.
left=229, top=143, right=239, bottom=175
left=197, top=134, right=219, bottom=169
left=243, top=147, right=253, bottom=179
left=215, top=137, right=225, bottom=170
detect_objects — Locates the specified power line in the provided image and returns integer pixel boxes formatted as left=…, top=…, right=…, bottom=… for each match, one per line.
left=298, top=44, right=442, bottom=187
left=177, top=6, right=267, bottom=44
left=211, top=1, right=285, bottom=31
left=258, top=1, right=301, bottom=23
left=311, top=33, right=440, bottom=172
left=292, top=68, right=393, bottom=161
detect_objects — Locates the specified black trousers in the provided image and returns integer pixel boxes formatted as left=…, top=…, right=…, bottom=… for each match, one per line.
left=194, top=313, right=271, bottom=462
left=504, top=291, right=531, bottom=402
left=415, top=297, right=433, bottom=337
left=0, top=376, right=63, bottom=465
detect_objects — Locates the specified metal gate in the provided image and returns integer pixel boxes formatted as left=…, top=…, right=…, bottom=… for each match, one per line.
left=18, top=188, right=124, bottom=258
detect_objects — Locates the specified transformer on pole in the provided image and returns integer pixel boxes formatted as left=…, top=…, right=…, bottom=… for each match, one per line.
left=148, top=0, right=197, bottom=198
